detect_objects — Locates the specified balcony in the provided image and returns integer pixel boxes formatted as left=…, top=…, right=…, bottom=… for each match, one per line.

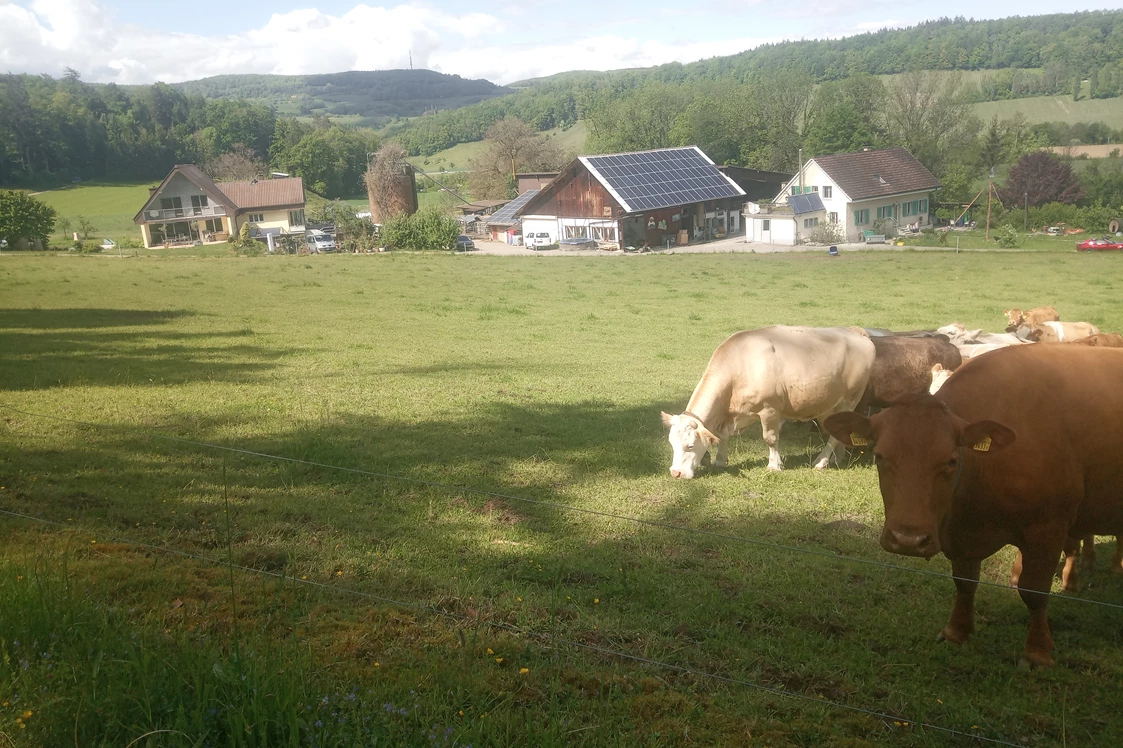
left=141, top=205, right=227, bottom=222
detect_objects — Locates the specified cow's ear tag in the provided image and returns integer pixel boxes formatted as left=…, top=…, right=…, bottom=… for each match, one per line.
left=972, top=436, right=992, bottom=452
left=850, top=434, right=869, bottom=446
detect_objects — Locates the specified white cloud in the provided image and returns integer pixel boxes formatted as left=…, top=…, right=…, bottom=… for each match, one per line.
left=0, top=0, right=776, bottom=85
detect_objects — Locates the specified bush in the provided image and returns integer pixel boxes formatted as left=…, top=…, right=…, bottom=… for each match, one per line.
left=995, top=224, right=1020, bottom=248
left=1028, top=202, right=1116, bottom=232
left=806, top=221, right=844, bottom=245
left=381, top=207, right=459, bottom=250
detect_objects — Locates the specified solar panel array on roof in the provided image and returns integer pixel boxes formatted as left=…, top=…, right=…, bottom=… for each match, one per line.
left=789, top=192, right=825, bottom=215
left=582, top=147, right=744, bottom=213
left=486, top=189, right=539, bottom=225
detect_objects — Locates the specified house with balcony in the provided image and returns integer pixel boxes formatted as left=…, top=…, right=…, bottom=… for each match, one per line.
left=133, top=165, right=306, bottom=248
left=771, top=147, right=940, bottom=243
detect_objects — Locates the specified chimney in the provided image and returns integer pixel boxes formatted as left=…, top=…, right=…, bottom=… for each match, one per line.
left=148, top=186, right=158, bottom=197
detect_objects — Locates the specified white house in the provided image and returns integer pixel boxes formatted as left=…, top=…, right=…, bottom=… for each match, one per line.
left=772, top=147, right=941, bottom=243
left=134, top=165, right=306, bottom=248
left=745, top=192, right=828, bottom=246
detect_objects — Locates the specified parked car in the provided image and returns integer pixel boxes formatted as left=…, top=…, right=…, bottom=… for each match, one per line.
left=1076, top=237, right=1123, bottom=251
left=305, top=230, right=336, bottom=253
left=456, top=234, right=475, bottom=251
left=528, top=232, right=553, bottom=249
left=99, top=238, right=117, bottom=250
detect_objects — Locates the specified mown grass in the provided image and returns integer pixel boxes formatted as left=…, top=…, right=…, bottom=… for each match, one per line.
left=899, top=229, right=1096, bottom=251
left=1, top=251, right=1123, bottom=746
left=972, top=95, right=1123, bottom=128
left=33, top=182, right=155, bottom=244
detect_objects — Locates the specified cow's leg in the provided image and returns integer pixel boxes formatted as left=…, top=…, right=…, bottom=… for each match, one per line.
left=1112, top=537, right=1123, bottom=575
left=713, top=429, right=730, bottom=469
left=1080, top=533, right=1096, bottom=570
left=1010, top=550, right=1023, bottom=588
left=938, top=559, right=980, bottom=645
left=1017, top=543, right=1064, bottom=668
left=1060, top=535, right=1082, bottom=592
left=759, top=410, right=784, bottom=471
left=811, top=434, right=842, bottom=470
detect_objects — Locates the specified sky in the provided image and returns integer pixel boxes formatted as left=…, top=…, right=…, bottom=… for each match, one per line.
left=1, top=0, right=1121, bottom=86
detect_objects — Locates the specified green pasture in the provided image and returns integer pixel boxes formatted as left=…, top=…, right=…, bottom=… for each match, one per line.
left=408, top=121, right=589, bottom=172
left=33, top=182, right=153, bottom=243
left=2, top=252, right=1123, bottom=746
left=973, top=94, right=1123, bottom=128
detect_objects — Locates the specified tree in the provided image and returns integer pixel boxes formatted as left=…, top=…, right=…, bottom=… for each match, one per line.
left=468, top=118, right=565, bottom=200
left=999, top=151, right=1083, bottom=208
left=0, top=190, right=57, bottom=248
left=76, top=215, right=96, bottom=239
left=884, top=71, right=979, bottom=178
left=203, top=143, right=267, bottom=181
left=978, top=115, right=1006, bottom=174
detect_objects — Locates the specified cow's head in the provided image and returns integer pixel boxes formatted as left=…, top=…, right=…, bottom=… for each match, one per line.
left=1004, top=308, right=1025, bottom=330
left=661, top=412, right=719, bottom=479
left=824, top=397, right=1015, bottom=558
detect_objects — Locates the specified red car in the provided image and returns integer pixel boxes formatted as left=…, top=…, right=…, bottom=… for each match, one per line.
left=1076, top=237, right=1123, bottom=251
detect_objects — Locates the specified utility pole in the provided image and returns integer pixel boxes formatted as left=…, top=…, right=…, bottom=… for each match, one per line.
left=797, top=148, right=804, bottom=194
left=1024, top=192, right=1028, bottom=232
left=985, top=167, right=994, bottom=241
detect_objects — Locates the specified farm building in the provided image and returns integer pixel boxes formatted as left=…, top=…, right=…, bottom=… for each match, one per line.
left=771, top=147, right=940, bottom=243
left=484, top=189, right=540, bottom=243
left=745, top=193, right=828, bottom=246
left=134, top=165, right=306, bottom=248
left=717, top=165, right=792, bottom=201
left=516, top=172, right=559, bottom=194
left=456, top=199, right=511, bottom=217
left=515, top=147, right=746, bottom=249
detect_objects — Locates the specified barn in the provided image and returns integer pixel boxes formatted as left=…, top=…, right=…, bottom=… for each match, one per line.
left=515, top=147, right=746, bottom=249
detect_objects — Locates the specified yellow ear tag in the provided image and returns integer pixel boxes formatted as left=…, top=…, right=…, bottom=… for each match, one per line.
left=850, top=434, right=869, bottom=446
left=972, top=436, right=992, bottom=452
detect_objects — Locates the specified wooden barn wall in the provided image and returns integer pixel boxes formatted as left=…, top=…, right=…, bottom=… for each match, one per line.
left=533, top=168, right=620, bottom=218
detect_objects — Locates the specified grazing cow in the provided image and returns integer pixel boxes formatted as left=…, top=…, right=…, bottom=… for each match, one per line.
left=1068, top=332, right=1123, bottom=347
left=1004, top=306, right=1059, bottom=330
left=1018, top=321, right=1099, bottom=343
left=662, top=326, right=875, bottom=477
left=929, top=363, right=952, bottom=394
left=824, top=345, right=1123, bottom=667
left=859, top=335, right=962, bottom=411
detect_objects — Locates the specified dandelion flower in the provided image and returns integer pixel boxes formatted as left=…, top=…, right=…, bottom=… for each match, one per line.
left=374, top=662, right=380, bottom=667
left=22, top=711, right=31, bottom=718
left=487, top=648, right=493, bottom=655
left=458, top=710, right=464, bottom=716
left=495, top=657, right=503, bottom=664
left=519, top=668, right=529, bottom=674
left=516, top=597, right=522, bottom=602
left=336, top=570, right=342, bottom=576
left=594, top=598, right=600, bottom=604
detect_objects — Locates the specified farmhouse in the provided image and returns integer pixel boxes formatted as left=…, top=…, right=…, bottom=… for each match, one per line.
left=484, top=189, right=540, bottom=244
left=516, top=172, right=559, bottom=194
left=515, top=147, right=746, bottom=249
left=133, top=165, right=306, bottom=248
left=768, top=147, right=940, bottom=243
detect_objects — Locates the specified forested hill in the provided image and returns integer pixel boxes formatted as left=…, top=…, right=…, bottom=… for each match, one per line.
left=393, top=10, right=1123, bottom=155
left=173, top=70, right=512, bottom=126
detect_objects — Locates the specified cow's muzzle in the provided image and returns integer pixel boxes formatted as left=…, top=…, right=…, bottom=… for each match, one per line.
left=881, top=527, right=940, bottom=558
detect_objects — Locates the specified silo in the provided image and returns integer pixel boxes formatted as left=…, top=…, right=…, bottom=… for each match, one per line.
left=368, top=163, right=418, bottom=223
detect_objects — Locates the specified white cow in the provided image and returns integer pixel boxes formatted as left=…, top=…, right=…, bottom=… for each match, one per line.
left=661, top=326, right=875, bottom=477
left=936, top=323, right=1032, bottom=348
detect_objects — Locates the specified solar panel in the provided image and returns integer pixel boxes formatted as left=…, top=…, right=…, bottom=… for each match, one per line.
left=487, top=189, right=540, bottom=225
left=789, top=193, right=825, bottom=215
left=582, top=147, right=744, bottom=214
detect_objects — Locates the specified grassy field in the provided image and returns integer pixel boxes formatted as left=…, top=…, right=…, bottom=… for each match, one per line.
left=33, top=182, right=154, bottom=244
left=972, top=95, right=1123, bottom=127
left=2, top=252, right=1123, bottom=746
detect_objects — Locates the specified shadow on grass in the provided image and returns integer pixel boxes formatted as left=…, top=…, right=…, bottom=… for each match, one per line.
left=0, top=308, right=293, bottom=390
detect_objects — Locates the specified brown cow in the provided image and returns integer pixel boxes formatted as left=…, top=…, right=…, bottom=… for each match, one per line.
left=1004, top=305, right=1059, bottom=330
left=1018, top=321, right=1099, bottom=343
left=824, top=345, right=1123, bottom=667
left=1068, top=332, right=1123, bottom=347
left=858, top=335, right=962, bottom=412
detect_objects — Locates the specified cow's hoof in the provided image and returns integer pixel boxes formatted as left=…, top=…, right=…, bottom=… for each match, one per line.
left=713, top=460, right=728, bottom=470
left=766, top=465, right=783, bottom=473
left=937, top=626, right=970, bottom=645
left=1020, top=651, right=1055, bottom=669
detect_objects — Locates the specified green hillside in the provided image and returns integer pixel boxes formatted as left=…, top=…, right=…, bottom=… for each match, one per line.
left=973, top=95, right=1123, bottom=127
left=173, top=70, right=512, bottom=128
left=407, top=122, right=589, bottom=172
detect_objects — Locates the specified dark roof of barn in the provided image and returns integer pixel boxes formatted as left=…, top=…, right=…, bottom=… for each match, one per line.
left=789, top=193, right=825, bottom=215
left=811, top=147, right=940, bottom=201
left=580, top=146, right=745, bottom=213
left=487, top=189, right=539, bottom=226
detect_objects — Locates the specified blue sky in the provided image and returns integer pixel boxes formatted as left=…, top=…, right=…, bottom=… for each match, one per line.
left=2, top=1, right=1121, bottom=85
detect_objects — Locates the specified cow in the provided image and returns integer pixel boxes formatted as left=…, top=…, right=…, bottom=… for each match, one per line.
left=858, top=335, right=962, bottom=411
left=662, top=326, right=875, bottom=477
left=1017, top=321, right=1099, bottom=343
left=1068, top=332, right=1123, bottom=347
left=936, top=323, right=1030, bottom=348
left=929, top=363, right=952, bottom=394
left=1004, top=306, right=1059, bottom=330
left=823, top=345, right=1123, bottom=667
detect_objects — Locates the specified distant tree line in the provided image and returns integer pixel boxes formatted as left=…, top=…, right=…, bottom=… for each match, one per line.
left=0, top=71, right=380, bottom=198
left=390, top=11, right=1123, bottom=157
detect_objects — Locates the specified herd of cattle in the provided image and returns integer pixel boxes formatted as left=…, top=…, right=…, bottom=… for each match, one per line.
left=661, top=306, right=1123, bottom=667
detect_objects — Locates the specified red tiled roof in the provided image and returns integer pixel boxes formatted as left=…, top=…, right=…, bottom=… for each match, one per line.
left=217, top=177, right=305, bottom=210
left=812, top=147, right=940, bottom=201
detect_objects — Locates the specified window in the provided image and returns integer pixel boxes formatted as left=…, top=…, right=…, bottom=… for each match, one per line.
left=829, top=212, right=838, bottom=224
left=854, top=209, right=869, bottom=225
left=160, top=196, right=183, bottom=217
left=791, top=186, right=801, bottom=195
left=822, top=186, right=832, bottom=199
left=248, top=213, right=264, bottom=223
left=190, top=195, right=209, bottom=215
left=204, top=219, right=223, bottom=232
left=289, top=209, right=305, bottom=226
left=761, top=219, right=771, bottom=231
left=564, top=225, right=588, bottom=239
left=920, top=199, right=928, bottom=214
left=591, top=226, right=617, bottom=241
left=811, top=186, right=818, bottom=192
left=803, top=217, right=819, bottom=228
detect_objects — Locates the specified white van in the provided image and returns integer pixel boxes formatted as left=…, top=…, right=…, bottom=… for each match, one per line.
left=305, top=230, right=336, bottom=253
